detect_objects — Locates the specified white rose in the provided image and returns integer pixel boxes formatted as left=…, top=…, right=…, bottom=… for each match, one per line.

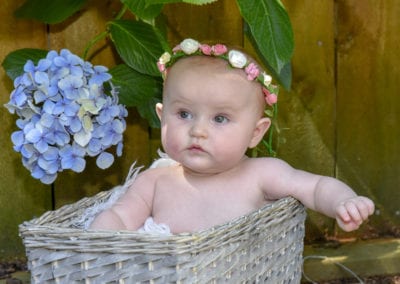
left=263, top=72, right=272, bottom=86
left=228, top=50, right=247, bottom=68
left=180, top=39, right=200, bottom=54
left=159, top=52, right=171, bottom=64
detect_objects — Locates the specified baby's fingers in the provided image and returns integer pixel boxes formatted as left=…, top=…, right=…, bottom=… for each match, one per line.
left=336, top=197, right=375, bottom=229
left=337, top=200, right=361, bottom=224
left=357, top=196, right=375, bottom=219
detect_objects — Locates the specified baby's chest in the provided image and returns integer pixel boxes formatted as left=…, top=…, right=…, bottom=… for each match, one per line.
left=151, top=183, right=265, bottom=232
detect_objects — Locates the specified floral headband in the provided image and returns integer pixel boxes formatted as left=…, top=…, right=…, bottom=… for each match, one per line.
left=157, top=38, right=278, bottom=109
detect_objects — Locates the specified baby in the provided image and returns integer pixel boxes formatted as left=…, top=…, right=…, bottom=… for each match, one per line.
left=90, top=39, right=374, bottom=234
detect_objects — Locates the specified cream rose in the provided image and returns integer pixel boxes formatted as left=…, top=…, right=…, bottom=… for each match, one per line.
left=158, top=52, right=171, bottom=65
left=180, top=39, right=200, bottom=54
left=228, top=50, right=247, bottom=68
left=262, top=72, right=272, bottom=86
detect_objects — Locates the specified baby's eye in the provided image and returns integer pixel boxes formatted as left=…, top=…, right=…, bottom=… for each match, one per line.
left=178, top=110, right=192, bottom=119
left=214, top=115, right=229, bottom=124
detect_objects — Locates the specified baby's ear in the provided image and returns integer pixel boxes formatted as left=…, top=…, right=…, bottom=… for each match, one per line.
left=155, top=103, right=163, bottom=120
left=249, top=117, right=271, bottom=148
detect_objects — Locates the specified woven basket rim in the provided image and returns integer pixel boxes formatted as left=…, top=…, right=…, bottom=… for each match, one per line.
left=19, top=195, right=305, bottom=254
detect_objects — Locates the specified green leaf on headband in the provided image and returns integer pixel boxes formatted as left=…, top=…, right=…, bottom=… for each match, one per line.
left=110, top=64, right=162, bottom=128
left=236, top=0, right=294, bottom=77
left=2, top=48, right=48, bottom=80
left=14, top=0, right=87, bottom=24
left=109, top=20, right=167, bottom=76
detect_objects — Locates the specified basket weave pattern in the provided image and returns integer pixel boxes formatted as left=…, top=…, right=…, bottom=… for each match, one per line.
left=20, top=189, right=306, bottom=283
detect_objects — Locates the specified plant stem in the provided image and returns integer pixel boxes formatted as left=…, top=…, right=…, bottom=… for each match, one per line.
left=114, top=4, right=128, bottom=20
left=82, top=31, right=108, bottom=60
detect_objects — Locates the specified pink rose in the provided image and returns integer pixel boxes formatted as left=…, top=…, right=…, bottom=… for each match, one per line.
left=157, top=61, right=166, bottom=72
left=263, top=88, right=278, bottom=106
left=245, top=63, right=260, bottom=81
left=200, top=44, right=212, bottom=55
left=212, top=44, right=228, bottom=55
left=172, top=45, right=181, bottom=54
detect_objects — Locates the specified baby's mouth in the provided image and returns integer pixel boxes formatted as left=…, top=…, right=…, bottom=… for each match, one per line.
left=188, top=144, right=204, bottom=152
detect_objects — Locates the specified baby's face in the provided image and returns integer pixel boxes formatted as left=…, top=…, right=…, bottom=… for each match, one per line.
left=157, top=57, right=268, bottom=175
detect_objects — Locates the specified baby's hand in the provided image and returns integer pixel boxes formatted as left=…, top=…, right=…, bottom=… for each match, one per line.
left=335, top=196, right=375, bottom=232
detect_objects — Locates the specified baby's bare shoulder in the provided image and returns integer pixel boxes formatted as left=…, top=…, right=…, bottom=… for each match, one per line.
left=244, top=157, right=292, bottom=172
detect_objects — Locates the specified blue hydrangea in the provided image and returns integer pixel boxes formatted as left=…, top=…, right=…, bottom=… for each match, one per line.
left=5, top=49, right=128, bottom=184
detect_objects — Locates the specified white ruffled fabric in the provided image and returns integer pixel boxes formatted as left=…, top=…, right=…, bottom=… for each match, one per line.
left=79, top=151, right=177, bottom=236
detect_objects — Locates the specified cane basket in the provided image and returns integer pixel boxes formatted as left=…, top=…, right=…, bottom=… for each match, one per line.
left=19, top=188, right=306, bottom=283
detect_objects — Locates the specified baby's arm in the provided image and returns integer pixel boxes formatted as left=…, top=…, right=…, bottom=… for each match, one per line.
left=260, top=158, right=374, bottom=232
left=308, top=176, right=374, bottom=231
left=89, top=171, right=154, bottom=231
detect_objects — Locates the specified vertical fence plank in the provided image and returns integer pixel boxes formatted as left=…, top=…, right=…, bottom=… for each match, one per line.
left=279, top=0, right=337, bottom=241
left=163, top=1, right=243, bottom=46
left=0, top=0, right=51, bottom=258
left=336, top=0, right=400, bottom=238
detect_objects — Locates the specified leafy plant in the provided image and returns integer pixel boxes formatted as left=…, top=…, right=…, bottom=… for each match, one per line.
left=3, top=0, right=293, bottom=129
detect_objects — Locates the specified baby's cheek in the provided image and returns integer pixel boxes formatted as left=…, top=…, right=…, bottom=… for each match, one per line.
left=163, top=133, right=181, bottom=156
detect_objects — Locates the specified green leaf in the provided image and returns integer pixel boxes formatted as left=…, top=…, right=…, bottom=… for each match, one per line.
left=145, top=0, right=218, bottom=5
left=137, top=96, right=162, bottom=128
left=182, top=0, right=218, bottom=4
left=245, top=24, right=292, bottom=90
left=109, top=20, right=167, bottom=76
left=110, top=64, right=162, bottom=128
left=236, top=0, right=294, bottom=74
left=14, top=0, right=87, bottom=24
left=2, top=48, right=48, bottom=80
left=122, top=0, right=163, bottom=21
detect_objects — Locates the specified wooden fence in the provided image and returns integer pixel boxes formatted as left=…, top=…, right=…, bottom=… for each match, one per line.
left=0, top=0, right=398, bottom=258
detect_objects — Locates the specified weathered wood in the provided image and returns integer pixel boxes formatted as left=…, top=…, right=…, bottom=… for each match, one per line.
left=278, top=0, right=337, bottom=241
left=336, top=0, right=400, bottom=237
left=163, top=1, right=243, bottom=46
left=0, top=0, right=51, bottom=258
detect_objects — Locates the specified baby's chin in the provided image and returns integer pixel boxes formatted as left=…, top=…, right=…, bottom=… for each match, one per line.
left=180, top=159, right=240, bottom=177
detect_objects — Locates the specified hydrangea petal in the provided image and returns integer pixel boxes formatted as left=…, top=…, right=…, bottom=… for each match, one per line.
left=74, top=129, right=91, bottom=147
left=96, top=152, right=114, bottom=169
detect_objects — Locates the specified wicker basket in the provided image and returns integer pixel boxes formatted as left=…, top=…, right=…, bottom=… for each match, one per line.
left=19, top=188, right=306, bottom=283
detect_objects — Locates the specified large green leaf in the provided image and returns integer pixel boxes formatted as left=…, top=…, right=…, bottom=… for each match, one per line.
left=110, top=64, right=162, bottom=128
left=2, top=48, right=48, bottom=80
left=109, top=20, right=167, bottom=76
left=122, top=0, right=163, bottom=21
left=236, top=0, right=293, bottom=75
left=244, top=23, right=292, bottom=90
left=136, top=96, right=162, bottom=128
left=14, top=0, right=87, bottom=24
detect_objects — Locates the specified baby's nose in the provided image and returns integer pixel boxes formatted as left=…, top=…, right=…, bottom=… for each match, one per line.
left=189, top=120, right=208, bottom=138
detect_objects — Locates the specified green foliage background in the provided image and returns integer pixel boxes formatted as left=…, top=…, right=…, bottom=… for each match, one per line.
left=3, top=0, right=293, bottom=129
